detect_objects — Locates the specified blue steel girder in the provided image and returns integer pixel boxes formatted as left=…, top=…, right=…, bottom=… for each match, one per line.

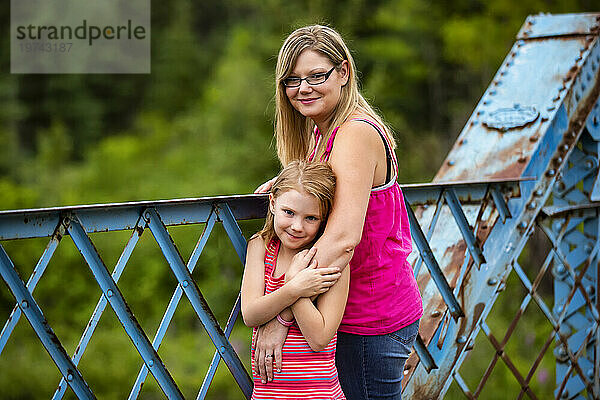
left=403, top=12, right=600, bottom=399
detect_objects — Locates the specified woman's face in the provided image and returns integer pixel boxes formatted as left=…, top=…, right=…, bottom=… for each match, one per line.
left=285, top=49, right=348, bottom=126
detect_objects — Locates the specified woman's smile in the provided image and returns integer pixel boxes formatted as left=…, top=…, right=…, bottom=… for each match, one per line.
left=299, top=97, right=320, bottom=105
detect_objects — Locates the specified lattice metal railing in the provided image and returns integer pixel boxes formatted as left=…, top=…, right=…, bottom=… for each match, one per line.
left=0, top=181, right=522, bottom=398
left=0, top=198, right=262, bottom=399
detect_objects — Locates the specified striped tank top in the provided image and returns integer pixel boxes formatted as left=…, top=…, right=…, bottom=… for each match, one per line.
left=251, top=239, right=345, bottom=400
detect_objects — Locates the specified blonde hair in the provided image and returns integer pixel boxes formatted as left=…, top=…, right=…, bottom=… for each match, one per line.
left=275, top=24, right=396, bottom=166
left=256, top=160, right=336, bottom=246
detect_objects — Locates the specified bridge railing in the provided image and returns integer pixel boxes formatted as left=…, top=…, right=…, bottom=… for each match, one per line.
left=0, top=180, right=522, bottom=399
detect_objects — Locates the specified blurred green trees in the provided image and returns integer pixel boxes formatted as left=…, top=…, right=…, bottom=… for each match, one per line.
left=0, top=0, right=595, bottom=398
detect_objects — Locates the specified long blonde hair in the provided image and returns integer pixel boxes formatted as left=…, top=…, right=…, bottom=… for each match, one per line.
left=256, top=161, right=336, bottom=246
left=275, top=25, right=395, bottom=166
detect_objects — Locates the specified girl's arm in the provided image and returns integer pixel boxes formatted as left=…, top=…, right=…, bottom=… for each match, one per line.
left=241, top=237, right=340, bottom=327
left=312, top=120, right=386, bottom=271
left=290, top=266, right=350, bottom=351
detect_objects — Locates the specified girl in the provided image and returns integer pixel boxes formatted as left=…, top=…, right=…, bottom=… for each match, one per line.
left=241, top=160, right=349, bottom=399
left=255, top=25, right=423, bottom=399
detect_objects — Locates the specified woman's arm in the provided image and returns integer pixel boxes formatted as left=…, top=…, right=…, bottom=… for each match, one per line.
left=241, top=238, right=340, bottom=327
left=291, top=267, right=350, bottom=351
left=313, top=120, right=386, bottom=270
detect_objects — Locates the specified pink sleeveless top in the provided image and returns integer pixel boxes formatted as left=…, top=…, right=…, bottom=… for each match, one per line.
left=310, top=119, right=423, bottom=335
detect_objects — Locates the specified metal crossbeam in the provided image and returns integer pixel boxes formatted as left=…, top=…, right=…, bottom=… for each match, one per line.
left=405, top=197, right=464, bottom=320
left=0, top=244, right=95, bottom=399
left=128, top=211, right=217, bottom=400
left=144, top=208, right=253, bottom=398
left=67, top=216, right=185, bottom=399
left=55, top=219, right=144, bottom=400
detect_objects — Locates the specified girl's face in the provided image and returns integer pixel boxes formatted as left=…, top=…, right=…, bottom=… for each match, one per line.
left=285, top=49, right=348, bottom=126
left=270, top=188, right=323, bottom=251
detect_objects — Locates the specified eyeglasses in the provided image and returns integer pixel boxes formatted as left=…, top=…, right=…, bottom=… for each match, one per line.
left=281, top=67, right=336, bottom=88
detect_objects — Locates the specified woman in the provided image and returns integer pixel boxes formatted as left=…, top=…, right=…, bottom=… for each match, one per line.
left=255, top=25, right=423, bottom=399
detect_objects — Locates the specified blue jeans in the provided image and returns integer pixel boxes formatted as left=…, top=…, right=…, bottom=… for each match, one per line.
left=335, top=319, right=419, bottom=400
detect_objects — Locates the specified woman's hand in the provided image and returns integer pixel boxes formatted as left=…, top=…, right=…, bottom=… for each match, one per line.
left=255, top=318, right=289, bottom=383
left=254, top=177, right=276, bottom=194
left=286, top=248, right=341, bottom=298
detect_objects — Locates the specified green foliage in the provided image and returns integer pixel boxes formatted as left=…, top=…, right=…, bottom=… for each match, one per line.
left=0, top=0, right=594, bottom=398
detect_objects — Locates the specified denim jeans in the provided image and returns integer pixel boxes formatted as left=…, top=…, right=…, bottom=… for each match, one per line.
left=335, top=319, right=419, bottom=400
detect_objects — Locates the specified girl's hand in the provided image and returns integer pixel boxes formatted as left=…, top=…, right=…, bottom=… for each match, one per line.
left=286, top=249, right=341, bottom=298
left=254, top=177, right=276, bottom=194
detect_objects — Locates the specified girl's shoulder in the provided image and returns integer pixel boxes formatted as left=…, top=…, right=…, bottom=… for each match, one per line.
left=247, top=235, right=267, bottom=257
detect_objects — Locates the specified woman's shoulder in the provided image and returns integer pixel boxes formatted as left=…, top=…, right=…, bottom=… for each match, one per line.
left=331, top=114, right=384, bottom=154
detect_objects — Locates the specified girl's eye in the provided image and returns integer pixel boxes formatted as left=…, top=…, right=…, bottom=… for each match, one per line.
left=306, top=216, right=319, bottom=222
left=283, top=209, right=294, bottom=215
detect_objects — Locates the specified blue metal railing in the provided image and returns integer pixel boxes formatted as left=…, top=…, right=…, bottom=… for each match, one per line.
left=0, top=180, right=522, bottom=398
left=1, top=11, right=600, bottom=400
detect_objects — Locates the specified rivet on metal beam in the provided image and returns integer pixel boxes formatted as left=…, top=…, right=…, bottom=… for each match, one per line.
left=576, top=55, right=582, bottom=62
left=66, top=373, right=74, bottom=382
left=586, top=159, right=595, bottom=169
left=587, top=369, right=594, bottom=380
left=555, top=304, right=564, bottom=315
left=547, top=106, right=556, bottom=111
left=447, top=160, right=455, bottom=166
left=585, top=244, right=593, bottom=254
left=517, top=40, right=524, bottom=47
left=182, top=280, right=189, bottom=288
left=561, top=390, right=569, bottom=398
left=517, top=221, right=527, bottom=230
left=148, top=359, right=154, bottom=367
left=456, top=335, right=467, bottom=344
left=546, top=169, right=556, bottom=177
left=21, top=300, right=28, bottom=309
left=560, top=144, right=569, bottom=152
left=106, top=289, right=113, bottom=298
left=527, top=201, right=537, bottom=210
left=555, top=156, right=563, bottom=165
left=487, top=278, right=498, bottom=286
left=530, top=135, right=539, bottom=142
